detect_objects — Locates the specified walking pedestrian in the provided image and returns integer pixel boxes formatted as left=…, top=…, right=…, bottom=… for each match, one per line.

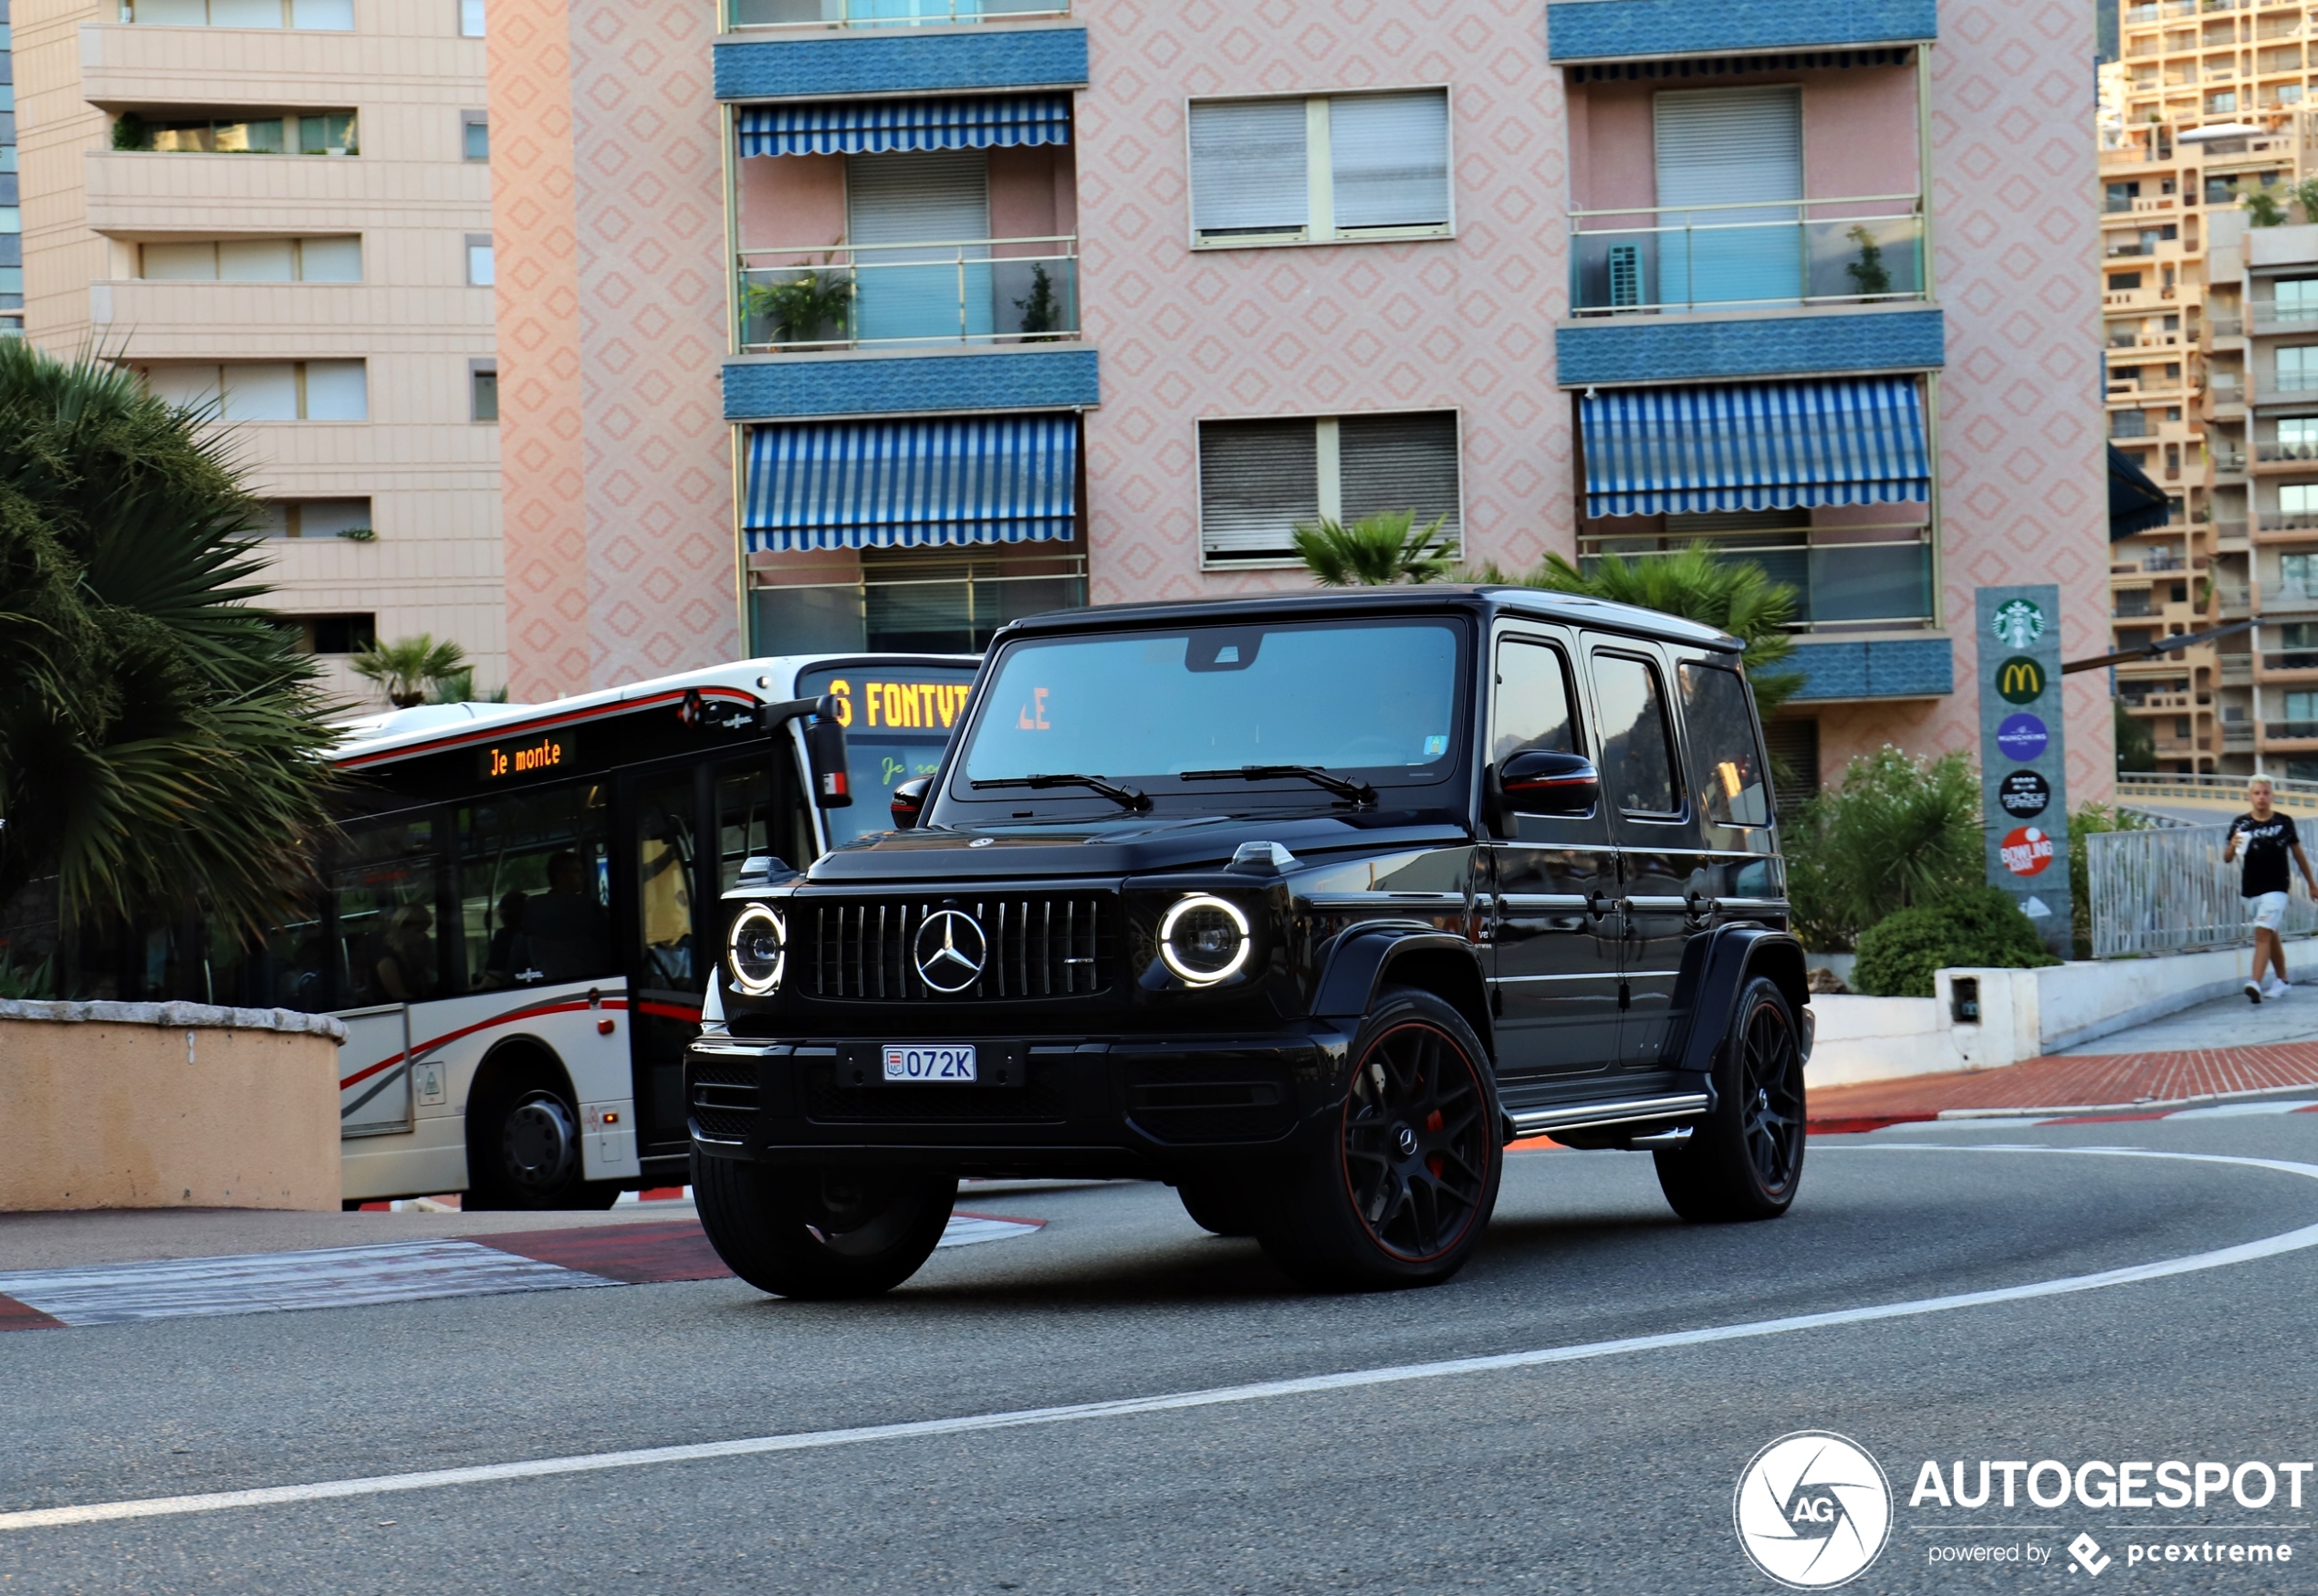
left=2224, top=777, right=2318, bottom=1003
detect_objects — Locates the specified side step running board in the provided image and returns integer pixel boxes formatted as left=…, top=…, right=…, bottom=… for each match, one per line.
left=1508, top=1092, right=1711, bottom=1142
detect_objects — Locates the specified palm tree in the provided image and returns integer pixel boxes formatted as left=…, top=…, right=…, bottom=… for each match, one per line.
left=0, top=339, right=339, bottom=943
left=352, top=633, right=467, bottom=709
left=1514, top=543, right=1808, bottom=718
left=1291, top=510, right=1457, bottom=587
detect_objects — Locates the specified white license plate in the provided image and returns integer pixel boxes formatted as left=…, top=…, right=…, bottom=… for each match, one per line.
left=883, top=1044, right=978, bottom=1083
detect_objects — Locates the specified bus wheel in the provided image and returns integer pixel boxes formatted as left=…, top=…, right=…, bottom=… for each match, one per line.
left=693, top=1151, right=954, bottom=1299
left=468, top=1071, right=619, bottom=1211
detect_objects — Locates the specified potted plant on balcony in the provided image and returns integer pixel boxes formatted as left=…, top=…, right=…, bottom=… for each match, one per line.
left=1014, top=263, right=1063, bottom=342
left=1843, top=224, right=1893, bottom=298
left=744, top=255, right=855, bottom=349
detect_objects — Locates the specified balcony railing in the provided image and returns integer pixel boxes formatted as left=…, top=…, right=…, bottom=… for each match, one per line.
left=1575, top=530, right=1935, bottom=631
left=2208, top=316, right=2245, bottom=338
left=1566, top=195, right=1925, bottom=318
left=2258, top=511, right=2318, bottom=532
left=2261, top=651, right=2318, bottom=672
left=2256, top=439, right=2318, bottom=462
left=748, top=558, right=1087, bottom=655
left=2216, top=447, right=2249, bottom=471
left=736, top=237, right=1079, bottom=353
left=726, top=0, right=1067, bottom=28
left=2252, top=302, right=2318, bottom=331
left=2264, top=721, right=2318, bottom=740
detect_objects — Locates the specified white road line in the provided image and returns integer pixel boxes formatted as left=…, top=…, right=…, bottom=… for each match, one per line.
left=939, top=1215, right=1043, bottom=1248
left=5, top=1146, right=2313, bottom=1534
left=0, top=1242, right=612, bottom=1327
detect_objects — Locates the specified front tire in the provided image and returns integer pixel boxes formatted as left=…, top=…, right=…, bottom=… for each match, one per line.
left=1175, top=1175, right=1264, bottom=1237
left=694, top=1152, right=955, bottom=1299
left=1655, top=975, right=1806, bottom=1223
left=1258, top=986, right=1502, bottom=1290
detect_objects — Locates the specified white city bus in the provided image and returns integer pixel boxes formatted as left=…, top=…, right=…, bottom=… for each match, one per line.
left=237, top=654, right=976, bottom=1208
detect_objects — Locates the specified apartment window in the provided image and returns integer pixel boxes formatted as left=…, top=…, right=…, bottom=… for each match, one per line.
left=257, top=497, right=373, bottom=539
left=2115, top=589, right=2153, bottom=617
left=459, top=0, right=485, bottom=36
left=123, top=0, right=353, bottom=26
left=465, top=235, right=494, bottom=286
left=139, top=236, right=360, bottom=282
left=119, top=111, right=357, bottom=156
left=2282, top=486, right=2318, bottom=519
left=461, top=111, right=488, bottom=162
left=2110, top=272, right=2144, bottom=291
left=2283, top=552, right=2318, bottom=593
left=2281, top=346, right=2318, bottom=390
left=2278, top=276, right=2318, bottom=322
left=289, top=613, right=376, bottom=655
left=470, top=362, right=497, bottom=422
left=1197, top=410, right=1460, bottom=565
left=1188, top=89, right=1451, bottom=247
left=0, top=147, right=16, bottom=174
left=143, top=360, right=367, bottom=421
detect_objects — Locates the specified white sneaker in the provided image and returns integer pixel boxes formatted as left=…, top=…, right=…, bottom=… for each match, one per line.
left=2247, top=979, right=2265, bottom=1005
left=2267, top=978, right=2292, bottom=1000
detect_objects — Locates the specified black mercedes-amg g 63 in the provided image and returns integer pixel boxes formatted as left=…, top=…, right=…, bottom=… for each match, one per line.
left=689, top=588, right=1812, bottom=1294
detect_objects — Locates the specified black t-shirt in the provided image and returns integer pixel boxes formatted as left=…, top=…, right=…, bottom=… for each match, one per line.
left=2232, top=811, right=2300, bottom=898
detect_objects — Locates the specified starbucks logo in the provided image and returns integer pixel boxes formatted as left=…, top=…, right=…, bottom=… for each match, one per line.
left=1991, top=599, right=2046, bottom=652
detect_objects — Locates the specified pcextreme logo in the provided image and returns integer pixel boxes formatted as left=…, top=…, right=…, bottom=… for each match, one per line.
left=1734, top=1432, right=1894, bottom=1589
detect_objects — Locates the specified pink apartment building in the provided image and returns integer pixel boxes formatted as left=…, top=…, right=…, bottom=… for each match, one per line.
left=487, top=0, right=2111, bottom=803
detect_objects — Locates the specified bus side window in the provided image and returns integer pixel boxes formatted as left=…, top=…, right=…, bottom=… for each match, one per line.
left=715, top=761, right=811, bottom=892
left=331, top=813, right=448, bottom=1008
left=457, top=784, right=615, bottom=992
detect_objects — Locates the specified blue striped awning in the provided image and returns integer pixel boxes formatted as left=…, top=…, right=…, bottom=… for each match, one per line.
left=1580, top=377, right=1931, bottom=518
left=737, top=95, right=1071, bottom=158
left=743, top=414, right=1078, bottom=552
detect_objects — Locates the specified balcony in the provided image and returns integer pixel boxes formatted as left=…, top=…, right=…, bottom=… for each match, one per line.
left=2251, top=302, right=2318, bottom=334
left=2257, top=512, right=2318, bottom=533
left=2216, top=445, right=2249, bottom=471
left=1566, top=196, right=1925, bottom=318
left=2264, top=721, right=2318, bottom=740
left=2261, top=651, right=2318, bottom=672
left=2208, top=315, right=2246, bottom=338
left=2256, top=439, right=2318, bottom=463
left=727, top=0, right=1066, bottom=27
left=2262, top=582, right=2318, bottom=612
left=2224, top=653, right=2254, bottom=681
left=1577, top=529, right=1935, bottom=632
left=748, top=554, right=1086, bottom=654
left=737, top=237, right=1080, bottom=353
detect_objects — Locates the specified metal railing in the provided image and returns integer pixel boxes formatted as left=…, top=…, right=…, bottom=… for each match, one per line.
left=748, top=560, right=1087, bottom=654
left=1574, top=530, right=1935, bottom=631
left=726, top=0, right=1066, bottom=28
left=736, top=236, right=1079, bottom=353
left=2261, top=651, right=2318, bottom=671
left=1566, top=194, right=1926, bottom=318
left=2258, top=439, right=2318, bottom=462
left=2253, top=302, right=2318, bottom=329
left=2270, top=720, right=2318, bottom=738
left=2208, top=316, right=2245, bottom=338
left=2091, top=820, right=2318, bottom=958
left=2258, top=512, right=2318, bottom=532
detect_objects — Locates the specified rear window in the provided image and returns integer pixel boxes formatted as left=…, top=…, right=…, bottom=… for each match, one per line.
left=1677, top=662, right=1771, bottom=832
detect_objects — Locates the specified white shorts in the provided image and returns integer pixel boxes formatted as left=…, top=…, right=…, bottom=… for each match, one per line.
left=2250, top=892, right=2290, bottom=932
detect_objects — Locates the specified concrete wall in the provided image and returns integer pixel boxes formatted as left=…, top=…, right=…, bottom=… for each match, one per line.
left=0, top=1001, right=345, bottom=1212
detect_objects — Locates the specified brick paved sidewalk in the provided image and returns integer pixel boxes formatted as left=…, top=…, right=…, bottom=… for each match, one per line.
left=1810, top=1040, right=2318, bottom=1132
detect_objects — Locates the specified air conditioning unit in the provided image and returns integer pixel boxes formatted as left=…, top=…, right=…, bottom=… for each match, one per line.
left=1607, top=243, right=1642, bottom=310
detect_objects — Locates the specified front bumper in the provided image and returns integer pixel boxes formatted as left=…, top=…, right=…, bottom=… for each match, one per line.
left=686, top=1027, right=1352, bottom=1178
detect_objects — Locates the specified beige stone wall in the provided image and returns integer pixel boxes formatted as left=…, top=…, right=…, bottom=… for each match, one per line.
left=0, top=1007, right=341, bottom=1212
left=15, top=0, right=503, bottom=708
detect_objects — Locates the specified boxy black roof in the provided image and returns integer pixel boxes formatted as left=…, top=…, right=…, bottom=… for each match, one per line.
left=993, top=584, right=1744, bottom=653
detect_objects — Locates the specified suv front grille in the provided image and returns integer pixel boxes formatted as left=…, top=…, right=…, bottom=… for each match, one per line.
left=802, top=895, right=1115, bottom=1000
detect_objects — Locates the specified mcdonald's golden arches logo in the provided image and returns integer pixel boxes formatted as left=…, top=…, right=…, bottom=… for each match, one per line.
left=1995, top=654, right=2046, bottom=705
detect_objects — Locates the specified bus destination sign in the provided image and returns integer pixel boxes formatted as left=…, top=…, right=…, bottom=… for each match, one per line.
left=478, top=729, right=577, bottom=782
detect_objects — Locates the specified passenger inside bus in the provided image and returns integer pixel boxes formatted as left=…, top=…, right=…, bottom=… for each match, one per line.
left=522, top=850, right=611, bottom=985
left=374, top=905, right=439, bottom=1003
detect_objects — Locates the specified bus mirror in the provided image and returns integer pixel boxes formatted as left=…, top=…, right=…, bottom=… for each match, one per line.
left=807, top=695, right=852, bottom=809
left=890, top=776, right=931, bottom=830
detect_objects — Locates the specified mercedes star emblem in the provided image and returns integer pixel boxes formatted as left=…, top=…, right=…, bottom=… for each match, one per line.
left=913, top=910, right=989, bottom=994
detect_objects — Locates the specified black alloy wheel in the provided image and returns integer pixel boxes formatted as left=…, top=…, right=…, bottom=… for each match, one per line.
left=694, top=1152, right=956, bottom=1299
left=1655, top=975, right=1806, bottom=1223
left=501, top=1089, right=581, bottom=1195
left=1258, top=986, right=1503, bottom=1289
left=465, top=1066, right=620, bottom=1211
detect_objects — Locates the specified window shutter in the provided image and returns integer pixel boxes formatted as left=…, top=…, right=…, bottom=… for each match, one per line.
left=1338, top=412, right=1461, bottom=548
left=846, top=150, right=991, bottom=245
left=1329, top=90, right=1450, bottom=233
left=1653, top=88, right=1801, bottom=212
left=1199, top=419, right=1320, bottom=559
left=1189, top=99, right=1309, bottom=240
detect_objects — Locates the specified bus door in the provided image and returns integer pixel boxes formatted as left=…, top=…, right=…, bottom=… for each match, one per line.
left=328, top=811, right=450, bottom=1139
left=624, top=768, right=707, bottom=1163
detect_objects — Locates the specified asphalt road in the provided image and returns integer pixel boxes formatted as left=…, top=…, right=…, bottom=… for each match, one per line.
left=6, top=1112, right=2318, bottom=1593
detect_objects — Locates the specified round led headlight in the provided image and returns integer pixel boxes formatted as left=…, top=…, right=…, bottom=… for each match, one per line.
left=1157, top=894, right=1252, bottom=986
left=726, top=904, right=786, bottom=996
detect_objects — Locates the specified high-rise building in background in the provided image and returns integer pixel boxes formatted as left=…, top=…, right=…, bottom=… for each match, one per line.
left=490, top=0, right=2110, bottom=802
left=2104, top=0, right=2318, bottom=777
left=13, top=0, right=502, bottom=706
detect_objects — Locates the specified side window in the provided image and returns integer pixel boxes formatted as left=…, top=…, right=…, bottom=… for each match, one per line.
left=456, top=783, right=613, bottom=992
left=333, top=811, right=449, bottom=1007
left=716, top=763, right=813, bottom=892
left=1492, top=637, right=1580, bottom=764
left=1677, top=662, right=1772, bottom=835
left=1591, top=652, right=1681, bottom=817
left=633, top=776, right=701, bottom=994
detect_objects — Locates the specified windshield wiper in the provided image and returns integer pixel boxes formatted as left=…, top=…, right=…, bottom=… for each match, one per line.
left=1180, top=765, right=1376, bottom=807
left=971, top=774, right=1153, bottom=813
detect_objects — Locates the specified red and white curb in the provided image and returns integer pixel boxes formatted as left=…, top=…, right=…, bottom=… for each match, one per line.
left=1818, top=1098, right=2318, bottom=1135
left=0, top=1212, right=1042, bottom=1331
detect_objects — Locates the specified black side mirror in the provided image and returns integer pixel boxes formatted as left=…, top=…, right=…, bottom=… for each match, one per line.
left=805, top=694, right=852, bottom=809
left=891, top=776, right=931, bottom=830
left=1499, top=750, right=1600, bottom=818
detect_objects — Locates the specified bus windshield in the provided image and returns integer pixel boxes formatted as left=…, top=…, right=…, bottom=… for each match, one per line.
left=955, top=620, right=1464, bottom=800
left=797, top=662, right=982, bottom=844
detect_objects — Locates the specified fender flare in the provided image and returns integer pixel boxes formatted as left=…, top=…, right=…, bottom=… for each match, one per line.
left=1667, top=925, right=1810, bottom=1091
left=1311, top=923, right=1496, bottom=1059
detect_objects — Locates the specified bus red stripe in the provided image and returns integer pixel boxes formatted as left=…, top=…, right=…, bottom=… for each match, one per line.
left=339, top=996, right=632, bottom=1090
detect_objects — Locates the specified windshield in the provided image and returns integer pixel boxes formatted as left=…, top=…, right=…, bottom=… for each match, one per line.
left=955, top=620, right=1465, bottom=804
left=798, top=662, right=980, bottom=845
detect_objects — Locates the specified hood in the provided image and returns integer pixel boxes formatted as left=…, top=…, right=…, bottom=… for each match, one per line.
left=805, top=808, right=1474, bottom=882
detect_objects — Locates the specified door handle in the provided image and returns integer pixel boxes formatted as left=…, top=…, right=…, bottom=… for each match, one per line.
left=1685, top=888, right=1715, bottom=924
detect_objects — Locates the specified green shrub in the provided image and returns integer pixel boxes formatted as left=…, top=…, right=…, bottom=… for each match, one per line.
left=1782, top=746, right=1984, bottom=951
left=1852, top=887, right=2061, bottom=997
